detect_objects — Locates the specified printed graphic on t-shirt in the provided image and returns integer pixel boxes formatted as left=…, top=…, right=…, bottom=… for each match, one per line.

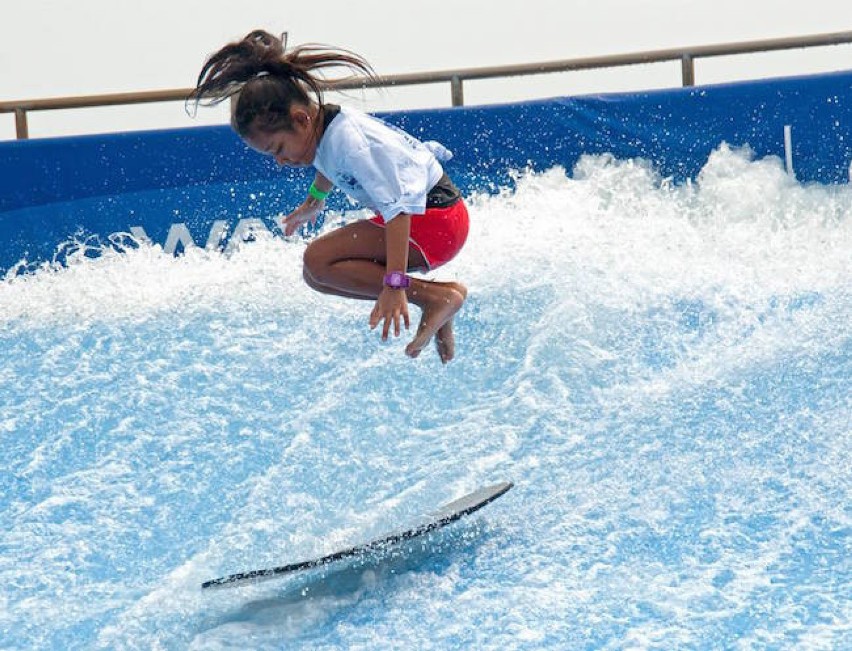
left=338, top=173, right=361, bottom=191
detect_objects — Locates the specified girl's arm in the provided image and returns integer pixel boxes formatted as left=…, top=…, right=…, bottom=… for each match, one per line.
left=384, top=213, right=410, bottom=277
left=282, top=171, right=333, bottom=236
left=310, top=171, right=333, bottom=196
left=369, top=213, right=411, bottom=340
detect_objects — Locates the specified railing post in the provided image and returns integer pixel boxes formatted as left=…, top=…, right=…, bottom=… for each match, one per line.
left=450, top=75, right=464, bottom=107
left=681, top=53, right=695, bottom=87
left=14, top=108, right=29, bottom=139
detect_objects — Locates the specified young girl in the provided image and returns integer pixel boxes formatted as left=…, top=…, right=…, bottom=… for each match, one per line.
left=190, top=30, right=469, bottom=363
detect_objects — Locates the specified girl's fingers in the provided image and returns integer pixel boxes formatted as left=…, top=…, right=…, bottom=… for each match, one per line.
left=382, top=313, right=392, bottom=340
left=370, top=297, right=408, bottom=340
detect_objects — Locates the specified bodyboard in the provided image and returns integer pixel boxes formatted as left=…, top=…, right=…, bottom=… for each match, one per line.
left=202, top=481, right=513, bottom=590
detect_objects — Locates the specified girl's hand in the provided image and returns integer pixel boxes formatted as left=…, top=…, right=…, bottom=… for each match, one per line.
left=282, top=197, right=324, bottom=236
left=369, top=287, right=410, bottom=340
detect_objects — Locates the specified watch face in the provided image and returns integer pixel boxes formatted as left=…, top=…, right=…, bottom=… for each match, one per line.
left=384, top=272, right=410, bottom=288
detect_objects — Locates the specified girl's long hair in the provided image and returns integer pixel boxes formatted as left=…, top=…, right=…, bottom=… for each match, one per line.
left=188, top=30, right=376, bottom=135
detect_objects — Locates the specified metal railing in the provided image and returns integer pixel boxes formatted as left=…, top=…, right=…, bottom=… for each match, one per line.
left=2, top=30, right=852, bottom=140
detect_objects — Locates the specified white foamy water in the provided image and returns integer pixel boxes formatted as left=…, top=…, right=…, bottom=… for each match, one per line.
left=1, top=146, right=850, bottom=650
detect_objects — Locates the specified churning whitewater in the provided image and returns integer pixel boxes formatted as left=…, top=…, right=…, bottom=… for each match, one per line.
left=1, top=146, right=850, bottom=650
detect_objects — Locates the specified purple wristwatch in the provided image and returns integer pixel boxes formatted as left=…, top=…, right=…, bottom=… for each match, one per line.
left=383, top=271, right=411, bottom=289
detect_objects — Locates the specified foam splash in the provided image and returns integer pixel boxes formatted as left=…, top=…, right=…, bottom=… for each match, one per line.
left=1, top=145, right=850, bottom=650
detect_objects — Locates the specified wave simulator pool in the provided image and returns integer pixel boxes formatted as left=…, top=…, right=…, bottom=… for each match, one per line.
left=1, top=72, right=851, bottom=649
left=2, top=146, right=850, bottom=649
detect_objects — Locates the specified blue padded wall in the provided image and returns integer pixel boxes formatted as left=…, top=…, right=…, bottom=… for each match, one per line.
left=1, top=70, right=850, bottom=273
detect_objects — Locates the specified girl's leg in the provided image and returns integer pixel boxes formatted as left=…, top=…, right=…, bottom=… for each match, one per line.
left=302, top=221, right=466, bottom=362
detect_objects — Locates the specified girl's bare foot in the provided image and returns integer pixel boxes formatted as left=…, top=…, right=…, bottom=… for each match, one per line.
left=435, top=319, right=456, bottom=364
left=406, top=282, right=467, bottom=361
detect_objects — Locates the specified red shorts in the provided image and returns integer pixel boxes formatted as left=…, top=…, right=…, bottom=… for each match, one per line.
left=370, top=200, right=469, bottom=270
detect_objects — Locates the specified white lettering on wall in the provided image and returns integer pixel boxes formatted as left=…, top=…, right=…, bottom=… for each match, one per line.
left=205, top=220, right=229, bottom=250
left=129, top=226, right=152, bottom=245
left=163, top=223, right=195, bottom=255
left=128, top=218, right=277, bottom=256
left=224, top=219, right=272, bottom=255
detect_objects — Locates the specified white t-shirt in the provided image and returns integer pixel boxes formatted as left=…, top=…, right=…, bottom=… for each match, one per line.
left=312, top=106, right=451, bottom=222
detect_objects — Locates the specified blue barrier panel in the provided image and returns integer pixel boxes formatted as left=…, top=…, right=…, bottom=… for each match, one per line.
left=1, top=70, right=850, bottom=274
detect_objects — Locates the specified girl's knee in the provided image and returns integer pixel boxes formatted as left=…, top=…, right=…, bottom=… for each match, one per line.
left=302, top=241, right=324, bottom=275
left=302, top=264, right=321, bottom=291
left=302, top=241, right=333, bottom=287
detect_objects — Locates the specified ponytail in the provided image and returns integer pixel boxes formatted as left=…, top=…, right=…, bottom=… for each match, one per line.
left=189, top=30, right=377, bottom=136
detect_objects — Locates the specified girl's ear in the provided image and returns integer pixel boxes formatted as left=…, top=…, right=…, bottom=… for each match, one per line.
left=291, top=107, right=312, bottom=129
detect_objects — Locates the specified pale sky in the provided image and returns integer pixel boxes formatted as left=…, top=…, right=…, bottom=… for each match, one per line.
left=1, top=0, right=851, bottom=139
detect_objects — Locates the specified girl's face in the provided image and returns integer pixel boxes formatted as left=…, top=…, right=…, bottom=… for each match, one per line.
left=243, top=106, right=318, bottom=168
